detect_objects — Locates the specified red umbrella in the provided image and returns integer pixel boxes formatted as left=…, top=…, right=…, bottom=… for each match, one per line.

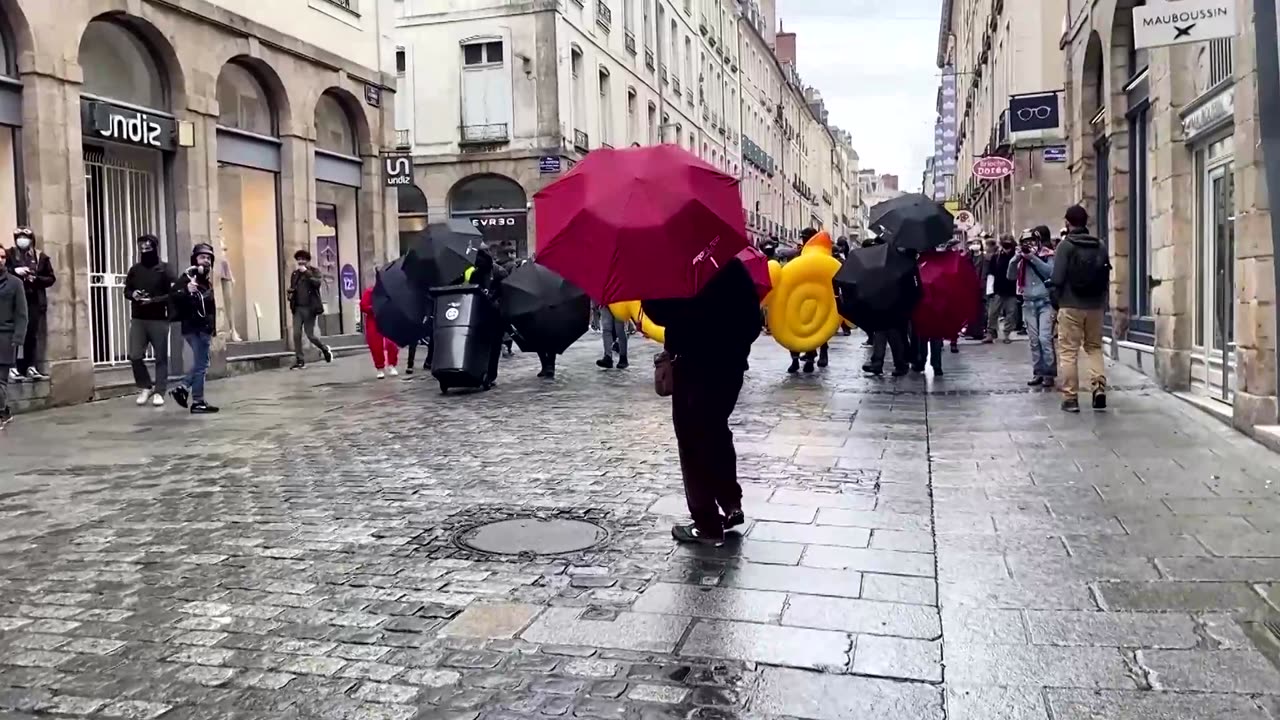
left=912, top=249, right=980, bottom=340
left=534, top=145, right=748, bottom=304
left=737, top=246, right=772, bottom=301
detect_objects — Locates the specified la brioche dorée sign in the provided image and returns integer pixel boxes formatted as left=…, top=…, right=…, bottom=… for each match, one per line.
left=973, top=156, right=1014, bottom=180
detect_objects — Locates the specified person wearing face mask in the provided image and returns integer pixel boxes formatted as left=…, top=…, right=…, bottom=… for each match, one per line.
left=169, top=243, right=219, bottom=414
left=124, top=234, right=177, bottom=407
left=985, top=235, right=1020, bottom=344
left=963, top=240, right=988, bottom=340
left=5, top=227, right=55, bottom=382
left=287, top=249, right=332, bottom=370
left=0, top=246, right=28, bottom=429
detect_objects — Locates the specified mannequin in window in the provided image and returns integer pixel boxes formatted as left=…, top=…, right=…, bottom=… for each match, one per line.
left=217, top=217, right=243, bottom=342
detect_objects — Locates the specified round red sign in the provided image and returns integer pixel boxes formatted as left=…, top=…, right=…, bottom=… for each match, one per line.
left=973, top=156, right=1014, bottom=180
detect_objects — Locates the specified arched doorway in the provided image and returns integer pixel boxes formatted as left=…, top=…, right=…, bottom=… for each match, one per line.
left=216, top=59, right=284, bottom=346
left=0, top=7, right=23, bottom=233
left=313, top=90, right=365, bottom=336
left=79, top=17, right=177, bottom=366
left=1081, top=31, right=1107, bottom=246
left=397, top=183, right=428, bottom=257
left=448, top=174, right=528, bottom=258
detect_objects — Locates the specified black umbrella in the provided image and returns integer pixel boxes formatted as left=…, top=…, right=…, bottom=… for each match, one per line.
left=834, top=242, right=923, bottom=332
left=404, top=219, right=483, bottom=289
left=869, top=193, right=956, bottom=253
left=499, top=262, right=590, bottom=355
left=372, top=258, right=431, bottom=347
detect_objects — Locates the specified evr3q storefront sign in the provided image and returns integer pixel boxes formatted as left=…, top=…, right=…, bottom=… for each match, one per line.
left=81, top=100, right=178, bottom=152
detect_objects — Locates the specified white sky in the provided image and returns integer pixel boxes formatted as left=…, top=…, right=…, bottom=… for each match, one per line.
left=776, top=0, right=942, bottom=184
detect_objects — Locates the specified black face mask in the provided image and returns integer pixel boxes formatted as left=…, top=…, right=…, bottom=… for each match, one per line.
left=141, top=250, right=160, bottom=266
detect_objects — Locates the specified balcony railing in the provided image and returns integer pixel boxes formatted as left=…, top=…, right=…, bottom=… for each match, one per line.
left=394, top=129, right=410, bottom=148
left=596, top=0, right=612, bottom=31
left=460, top=123, right=509, bottom=144
left=645, top=47, right=655, bottom=70
left=574, top=129, right=589, bottom=152
left=624, top=30, right=636, bottom=54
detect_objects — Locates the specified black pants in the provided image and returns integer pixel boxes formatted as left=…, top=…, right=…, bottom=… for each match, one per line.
left=406, top=339, right=432, bottom=370
left=672, top=359, right=745, bottom=534
left=912, top=336, right=944, bottom=371
left=16, top=309, right=43, bottom=374
left=870, top=328, right=909, bottom=371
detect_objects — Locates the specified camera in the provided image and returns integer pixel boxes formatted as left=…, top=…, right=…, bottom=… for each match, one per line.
left=187, top=265, right=209, bottom=279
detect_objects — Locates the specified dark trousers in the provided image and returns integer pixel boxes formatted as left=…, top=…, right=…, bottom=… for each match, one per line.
left=128, top=319, right=169, bottom=392
left=292, top=307, right=325, bottom=362
left=537, top=351, right=556, bottom=375
left=406, top=340, right=432, bottom=370
left=16, top=309, right=43, bottom=374
left=672, top=359, right=745, bottom=533
left=870, top=327, right=909, bottom=371
left=912, top=336, right=944, bottom=371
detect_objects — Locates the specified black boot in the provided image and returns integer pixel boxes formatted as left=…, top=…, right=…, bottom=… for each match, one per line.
left=816, top=346, right=829, bottom=368
left=787, top=358, right=800, bottom=374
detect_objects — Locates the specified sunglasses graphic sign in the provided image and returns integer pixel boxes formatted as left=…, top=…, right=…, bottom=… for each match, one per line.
left=1008, top=91, right=1061, bottom=133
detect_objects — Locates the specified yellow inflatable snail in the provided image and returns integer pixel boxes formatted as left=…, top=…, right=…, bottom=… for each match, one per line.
left=764, top=231, right=843, bottom=353
left=607, top=300, right=665, bottom=344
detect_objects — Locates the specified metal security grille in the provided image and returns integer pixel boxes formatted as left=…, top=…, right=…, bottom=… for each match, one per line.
left=84, top=148, right=161, bottom=366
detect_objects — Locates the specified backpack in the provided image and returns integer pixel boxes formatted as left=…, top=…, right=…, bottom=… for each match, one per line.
left=1067, top=240, right=1111, bottom=298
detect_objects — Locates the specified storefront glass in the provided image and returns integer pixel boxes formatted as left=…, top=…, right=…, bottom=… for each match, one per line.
left=218, top=165, right=281, bottom=342
left=315, top=182, right=360, bottom=335
left=449, top=174, right=528, bottom=256
left=0, top=127, right=16, bottom=234
left=1193, top=135, right=1235, bottom=402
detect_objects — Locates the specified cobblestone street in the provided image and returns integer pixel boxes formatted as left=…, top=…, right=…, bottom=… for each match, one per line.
left=3, top=334, right=1280, bottom=719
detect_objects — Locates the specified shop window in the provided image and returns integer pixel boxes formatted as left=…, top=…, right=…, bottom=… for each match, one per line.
left=449, top=174, right=528, bottom=257
left=315, top=93, right=356, bottom=155
left=217, top=63, right=274, bottom=136
left=397, top=184, right=428, bottom=257
left=315, top=183, right=361, bottom=335
left=218, top=165, right=282, bottom=342
left=79, top=20, right=166, bottom=108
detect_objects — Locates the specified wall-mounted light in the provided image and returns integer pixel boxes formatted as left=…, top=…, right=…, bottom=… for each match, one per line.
left=177, top=121, right=196, bottom=148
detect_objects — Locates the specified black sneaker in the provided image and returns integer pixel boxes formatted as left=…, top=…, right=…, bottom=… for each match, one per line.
left=891, top=367, right=911, bottom=377
left=321, top=345, right=334, bottom=363
left=787, top=359, right=800, bottom=374
left=672, top=524, right=724, bottom=547
left=723, top=509, right=745, bottom=530
left=1062, top=398, right=1081, bottom=414
left=932, top=366, right=944, bottom=377
left=596, top=356, right=614, bottom=369
left=1092, top=391, right=1108, bottom=410
left=0, top=410, right=12, bottom=430
left=290, top=361, right=305, bottom=370
left=616, top=358, right=629, bottom=370
left=405, top=367, right=414, bottom=376
left=170, top=386, right=190, bottom=409
left=862, top=363, right=883, bottom=375
left=1027, top=377, right=1044, bottom=387
left=191, top=402, right=220, bottom=414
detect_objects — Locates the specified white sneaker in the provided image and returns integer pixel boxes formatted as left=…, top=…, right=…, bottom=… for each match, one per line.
left=25, top=368, right=47, bottom=381
left=136, top=389, right=153, bottom=406
left=388, top=367, right=399, bottom=377
left=151, top=393, right=166, bottom=407
left=8, top=368, right=22, bottom=382
left=376, top=370, right=386, bottom=380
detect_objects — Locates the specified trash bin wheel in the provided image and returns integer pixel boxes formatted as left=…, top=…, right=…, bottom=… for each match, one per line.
left=438, top=382, right=450, bottom=394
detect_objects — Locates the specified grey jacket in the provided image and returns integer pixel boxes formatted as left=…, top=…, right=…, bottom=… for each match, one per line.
left=1051, top=232, right=1109, bottom=309
left=0, top=270, right=29, bottom=365
left=1007, top=252, right=1054, bottom=303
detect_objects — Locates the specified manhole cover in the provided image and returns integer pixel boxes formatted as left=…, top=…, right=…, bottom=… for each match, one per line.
left=456, top=518, right=608, bottom=556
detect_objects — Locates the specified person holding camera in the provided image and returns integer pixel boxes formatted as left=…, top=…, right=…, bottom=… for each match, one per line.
left=288, top=249, right=332, bottom=370
left=6, top=227, right=55, bottom=382
left=169, top=243, right=219, bottom=414
left=1008, top=227, right=1057, bottom=387
left=124, top=234, right=177, bottom=407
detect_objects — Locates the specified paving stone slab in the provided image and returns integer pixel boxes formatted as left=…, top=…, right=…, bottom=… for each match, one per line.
left=438, top=603, right=541, bottom=639
left=946, top=685, right=1049, bottom=720
left=940, top=608, right=1028, bottom=644
left=815, top=509, right=931, bottom=532
left=782, top=595, right=940, bottom=639
left=850, top=634, right=941, bottom=682
left=861, top=574, right=936, bottom=606
left=631, top=583, right=786, bottom=623
left=520, top=609, right=689, bottom=654
left=747, top=522, right=871, bottom=548
left=1139, top=649, right=1280, bottom=693
left=719, top=564, right=863, bottom=598
left=1024, top=611, right=1198, bottom=649
left=1095, top=581, right=1271, bottom=613
left=944, top=645, right=1137, bottom=689
left=1045, top=689, right=1273, bottom=720
left=751, top=666, right=944, bottom=720
left=679, top=619, right=850, bottom=671
left=799, top=546, right=935, bottom=577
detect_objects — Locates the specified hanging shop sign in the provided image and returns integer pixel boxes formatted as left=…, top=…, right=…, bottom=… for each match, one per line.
left=973, top=156, right=1015, bottom=180
left=1133, top=0, right=1235, bottom=49
left=1043, top=145, right=1069, bottom=163
left=1008, top=91, right=1061, bottom=133
left=383, top=154, right=413, bottom=187
left=81, top=99, right=177, bottom=152
left=953, top=210, right=975, bottom=231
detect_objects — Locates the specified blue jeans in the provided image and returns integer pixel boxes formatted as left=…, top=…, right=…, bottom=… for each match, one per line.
left=1024, top=299, right=1056, bottom=378
left=182, top=332, right=212, bottom=401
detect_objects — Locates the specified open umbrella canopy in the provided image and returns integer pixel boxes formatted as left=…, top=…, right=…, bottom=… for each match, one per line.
left=870, top=193, right=956, bottom=254
left=372, top=258, right=431, bottom=347
left=404, top=219, right=483, bottom=290
left=533, top=145, right=748, bottom=304
left=834, top=242, right=923, bottom=332
left=912, top=249, right=981, bottom=340
left=500, top=262, right=591, bottom=355
left=737, top=246, right=772, bottom=302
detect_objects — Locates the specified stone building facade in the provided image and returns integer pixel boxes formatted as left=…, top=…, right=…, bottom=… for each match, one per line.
left=1062, top=0, right=1278, bottom=437
left=1, top=0, right=398, bottom=411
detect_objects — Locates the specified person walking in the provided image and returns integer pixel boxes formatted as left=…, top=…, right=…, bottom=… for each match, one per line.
left=169, top=243, right=219, bottom=414
left=359, top=285, right=399, bottom=379
left=597, top=304, right=629, bottom=370
left=963, top=240, right=988, bottom=340
left=985, top=235, right=1019, bottom=343
left=643, top=258, right=761, bottom=546
left=124, top=235, right=176, bottom=407
left=5, top=227, right=55, bottom=382
left=1052, top=205, right=1111, bottom=413
left=0, top=247, right=28, bottom=429
left=1009, top=227, right=1057, bottom=387
left=288, top=249, right=332, bottom=370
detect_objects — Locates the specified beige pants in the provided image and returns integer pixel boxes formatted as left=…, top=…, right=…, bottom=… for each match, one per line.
left=1057, top=307, right=1107, bottom=400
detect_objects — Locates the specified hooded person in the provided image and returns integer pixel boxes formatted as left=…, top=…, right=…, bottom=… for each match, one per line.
left=169, top=243, right=219, bottom=414
left=0, top=246, right=28, bottom=428
left=124, top=234, right=177, bottom=407
left=5, top=227, right=55, bottom=382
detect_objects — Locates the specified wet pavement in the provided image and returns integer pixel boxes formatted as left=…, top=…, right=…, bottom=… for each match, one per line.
left=2, top=333, right=1280, bottom=719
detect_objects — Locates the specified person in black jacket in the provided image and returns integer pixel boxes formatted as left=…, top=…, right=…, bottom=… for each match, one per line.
left=124, top=234, right=176, bottom=407
left=6, top=227, right=55, bottom=382
left=0, top=247, right=28, bottom=429
left=169, top=243, right=219, bottom=414
left=288, top=249, right=332, bottom=370
left=643, top=259, right=762, bottom=546
left=986, top=235, right=1019, bottom=343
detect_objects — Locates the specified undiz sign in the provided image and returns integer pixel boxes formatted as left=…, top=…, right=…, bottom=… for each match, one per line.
left=82, top=100, right=177, bottom=151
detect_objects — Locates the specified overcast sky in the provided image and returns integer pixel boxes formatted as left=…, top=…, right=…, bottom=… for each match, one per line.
left=776, top=0, right=941, bottom=186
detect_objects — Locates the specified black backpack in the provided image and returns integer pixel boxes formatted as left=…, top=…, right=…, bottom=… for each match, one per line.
left=1067, top=240, right=1111, bottom=298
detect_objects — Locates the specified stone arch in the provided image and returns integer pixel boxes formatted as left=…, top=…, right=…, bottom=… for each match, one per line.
left=0, top=0, right=31, bottom=76
left=396, top=184, right=428, bottom=256
left=313, top=86, right=371, bottom=156
left=448, top=173, right=526, bottom=213
left=77, top=11, right=186, bottom=110
left=217, top=56, right=291, bottom=137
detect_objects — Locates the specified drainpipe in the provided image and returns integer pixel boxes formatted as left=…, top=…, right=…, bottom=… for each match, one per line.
left=1254, top=0, right=1280, bottom=420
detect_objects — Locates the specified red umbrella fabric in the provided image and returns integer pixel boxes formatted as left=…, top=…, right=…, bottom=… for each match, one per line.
left=534, top=145, right=748, bottom=304
left=737, top=246, right=772, bottom=301
left=912, top=249, right=981, bottom=340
